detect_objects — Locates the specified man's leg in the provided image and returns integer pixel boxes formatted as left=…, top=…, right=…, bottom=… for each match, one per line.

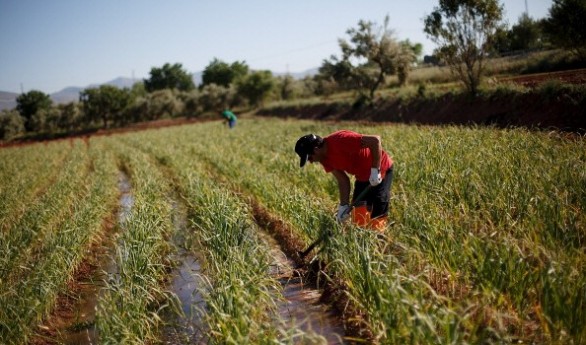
left=370, top=167, right=393, bottom=218
left=369, top=167, right=394, bottom=231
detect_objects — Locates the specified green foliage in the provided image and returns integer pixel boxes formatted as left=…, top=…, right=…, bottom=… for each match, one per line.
left=398, top=39, right=422, bottom=86
left=318, top=57, right=353, bottom=90
left=0, top=110, right=25, bottom=140
left=144, top=63, right=195, bottom=92
left=16, top=90, right=52, bottom=131
left=31, top=107, right=61, bottom=133
left=201, top=58, right=249, bottom=88
left=55, top=102, right=83, bottom=132
left=424, top=0, right=504, bottom=96
left=275, top=74, right=298, bottom=101
left=509, top=14, right=545, bottom=51
left=179, top=90, right=202, bottom=118
left=236, top=70, right=275, bottom=107
left=80, top=85, right=131, bottom=128
left=146, top=89, right=183, bottom=119
left=492, top=14, right=547, bottom=54
left=198, top=83, right=235, bottom=112
left=305, top=75, right=340, bottom=97
left=129, top=81, right=147, bottom=99
left=543, top=0, right=586, bottom=60
left=320, top=15, right=417, bottom=101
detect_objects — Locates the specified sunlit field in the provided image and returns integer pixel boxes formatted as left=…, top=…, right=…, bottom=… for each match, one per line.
left=1, top=118, right=584, bottom=344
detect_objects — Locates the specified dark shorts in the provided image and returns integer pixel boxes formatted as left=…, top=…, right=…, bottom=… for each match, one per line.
left=352, top=166, right=394, bottom=218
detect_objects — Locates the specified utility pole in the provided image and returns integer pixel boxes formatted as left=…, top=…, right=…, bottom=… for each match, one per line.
left=525, top=0, right=529, bottom=16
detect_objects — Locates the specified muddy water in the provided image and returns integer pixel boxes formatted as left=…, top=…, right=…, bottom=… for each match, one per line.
left=261, top=232, right=348, bottom=344
left=160, top=199, right=208, bottom=344
left=53, top=172, right=130, bottom=344
left=51, top=172, right=346, bottom=344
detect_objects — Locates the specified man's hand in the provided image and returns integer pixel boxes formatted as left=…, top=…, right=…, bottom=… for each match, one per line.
left=336, top=204, right=351, bottom=223
left=369, top=168, right=382, bottom=186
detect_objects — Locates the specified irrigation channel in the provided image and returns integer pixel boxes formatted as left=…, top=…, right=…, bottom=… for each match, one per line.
left=42, top=172, right=131, bottom=344
left=259, top=231, right=347, bottom=344
left=45, top=171, right=348, bottom=344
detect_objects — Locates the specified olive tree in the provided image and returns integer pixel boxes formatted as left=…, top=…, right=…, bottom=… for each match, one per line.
left=202, top=58, right=249, bottom=88
left=0, top=110, right=25, bottom=140
left=56, top=102, right=83, bottom=131
left=320, top=16, right=416, bottom=103
left=80, top=85, right=131, bottom=128
left=543, top=0, right=586, bottom=60
left=199, top=84, right=236, bottom=112
left=275, top=75, right=302, bottom=101
left=236, top=70, right=275, bottom=107
left=509, top=14, right=544, bottom=51
left=145, top=89, right=183, bottom=120
left=397, top=40, right=423, bottom=86
left=424, top=0, right=504, bottom=96
left=16, top=90, right=52, bottom=131
left=144, top=63, right=195, bottom=92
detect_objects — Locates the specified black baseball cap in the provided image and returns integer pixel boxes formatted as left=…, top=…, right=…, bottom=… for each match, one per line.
left=295, top=134, right=321, bottom=167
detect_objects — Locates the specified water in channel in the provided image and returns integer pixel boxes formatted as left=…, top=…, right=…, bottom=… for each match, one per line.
left=52, top=172, right=130, bottom=344
left=260, top=232, right=348, bottom=344
left=160, top=198, right=208, bottom=344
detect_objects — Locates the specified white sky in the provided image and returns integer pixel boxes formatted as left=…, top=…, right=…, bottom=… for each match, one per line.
left=0, top=0, right=552, bottom=94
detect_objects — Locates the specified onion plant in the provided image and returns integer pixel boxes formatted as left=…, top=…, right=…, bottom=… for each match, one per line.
left=94, top=137, right=176, bottom=344
left=1, top=118, right=583, bottom=344
left=0, top=138, right=119, bottom=344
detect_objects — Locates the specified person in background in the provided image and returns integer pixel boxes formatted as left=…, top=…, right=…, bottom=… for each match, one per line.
left=294, top=130, right=394, bottom=232
left=221, top=109, right=237, bottom=129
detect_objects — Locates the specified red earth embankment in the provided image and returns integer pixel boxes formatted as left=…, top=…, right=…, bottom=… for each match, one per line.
left=257, top=87, right=586, bottom=133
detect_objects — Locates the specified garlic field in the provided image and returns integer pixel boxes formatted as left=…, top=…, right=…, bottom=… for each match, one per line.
left=1, top=118, right=585, bottom=344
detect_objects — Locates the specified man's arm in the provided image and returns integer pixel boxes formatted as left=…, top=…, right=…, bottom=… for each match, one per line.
left=361, top=135, right=382, bottom=169
left=331, top=169, right=351, bottom=205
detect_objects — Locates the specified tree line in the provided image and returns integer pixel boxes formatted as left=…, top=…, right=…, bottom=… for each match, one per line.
left=1, top=0, right=584, bottom=141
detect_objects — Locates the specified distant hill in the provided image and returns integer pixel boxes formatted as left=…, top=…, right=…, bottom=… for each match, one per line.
left=0, top=77, right=142, bottom=111
left=50, top=77, right=139, bottom=105
left=0, top=68, right=319, bottom=111
left=0, top=91, right=19, bottom=112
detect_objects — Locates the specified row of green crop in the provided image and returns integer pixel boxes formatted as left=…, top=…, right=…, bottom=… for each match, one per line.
left=122, top=118, right=585, bottom=343
left=110, top=121, right=454, bottom=342
left=389, top=126, right=586, bottom=340
left=117, top=129, right=328, bottom=343
left=159, top=120, right=473, bottom=343
left=0, top=142, right=68, bottom=233
left=0, top=139, right=120, bottom=344
left=93, top=137, right=177, bottom=344
left=2, top=125, right=329, bottom=344
left=1, top=141, right=91, bottom=287
left=1, top=118, right=584, bottom=344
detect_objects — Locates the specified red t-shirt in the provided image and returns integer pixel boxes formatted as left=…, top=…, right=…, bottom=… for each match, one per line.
left=320, top=130, right=393, bottom=181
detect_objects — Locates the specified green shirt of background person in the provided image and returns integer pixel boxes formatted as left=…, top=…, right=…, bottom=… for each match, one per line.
left=221, top=110, right=237, bottom=129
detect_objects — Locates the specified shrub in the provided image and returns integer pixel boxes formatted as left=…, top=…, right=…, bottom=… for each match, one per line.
left=0, top=110, right=25, bottom=140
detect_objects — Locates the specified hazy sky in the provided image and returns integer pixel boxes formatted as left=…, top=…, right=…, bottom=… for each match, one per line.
left=0, top=0, right=552, bottom=94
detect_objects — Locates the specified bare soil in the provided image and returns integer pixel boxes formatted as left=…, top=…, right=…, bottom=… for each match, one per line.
left=498, top=68, right=586, bottom=88
left=256, top=69, right=586, bottom=133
